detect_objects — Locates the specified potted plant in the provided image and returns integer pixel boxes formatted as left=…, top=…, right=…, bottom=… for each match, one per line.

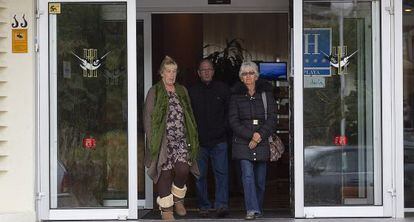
left=204, top=38, right=251, bottom=86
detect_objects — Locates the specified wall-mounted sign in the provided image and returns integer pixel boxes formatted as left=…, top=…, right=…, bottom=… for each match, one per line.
left=303, top=28, right=332, bottom=76
left=49, top=3, right=61, bottom=14
left=208, top=0, right=231, bottom=4
left=11, top=14, right=27, bottom=28
left=12, top=29, right=28, bottom=53
left=11, top=14, right=28, bottom=53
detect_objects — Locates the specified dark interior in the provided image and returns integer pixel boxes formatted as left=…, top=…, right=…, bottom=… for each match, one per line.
left=144, top=13, right=292, bottom=218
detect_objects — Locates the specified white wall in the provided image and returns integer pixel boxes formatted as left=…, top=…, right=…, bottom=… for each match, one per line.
left=0, top=0, right=36, bottom=221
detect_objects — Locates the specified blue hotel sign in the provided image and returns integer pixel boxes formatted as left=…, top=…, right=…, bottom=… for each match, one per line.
left=303, top=28, right=332, bottom=76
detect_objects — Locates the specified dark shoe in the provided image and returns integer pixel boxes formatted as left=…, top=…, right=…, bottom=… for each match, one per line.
left=245, top=212, right=255, bottom=220
left=255, top=212, right=263, bottom=218
left=216, top=208, right=229, bottom=218
left=199, top=209, right=209, bottom=218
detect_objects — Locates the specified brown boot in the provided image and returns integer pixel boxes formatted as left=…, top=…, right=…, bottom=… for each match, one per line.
left=171, top=184, right=187, bottom=216
left=160, top=207, right=175, bottom=220
left=157, top=194, right=175, bottom=220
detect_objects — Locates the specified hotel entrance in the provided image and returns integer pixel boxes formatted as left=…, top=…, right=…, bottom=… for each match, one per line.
left=37, top=0, right=398, bottom=220
left=140, top=12, right=292, bottom=219
left=138, top=0, right=394, bottom=219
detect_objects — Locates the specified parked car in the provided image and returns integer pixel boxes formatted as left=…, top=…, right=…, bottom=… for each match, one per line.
left=304, top=145, right=374, bottom=206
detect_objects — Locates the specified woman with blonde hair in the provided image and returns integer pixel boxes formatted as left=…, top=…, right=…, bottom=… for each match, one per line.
left=143, top=56, right=199, bottom=220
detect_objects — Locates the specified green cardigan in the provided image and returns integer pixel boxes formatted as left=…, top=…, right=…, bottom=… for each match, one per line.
left=149, top=81, right=199, bottom=162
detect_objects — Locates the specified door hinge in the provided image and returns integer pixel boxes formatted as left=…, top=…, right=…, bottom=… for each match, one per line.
left=385, top=6, right=394, bottom=15
left=36, top=192, right=45, bottom=200
left=305, top=213, right=315, bottom=218
left=36, top=10, right=44, bottom=19
left=117, top=215, right=128, bottom=220
left=387, top=188, right=396, bottom=197
left=35, top=42, right=39, bottom=52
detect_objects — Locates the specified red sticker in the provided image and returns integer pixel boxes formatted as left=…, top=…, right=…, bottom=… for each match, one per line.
left=334, top=135, right=348, bottom=146
left=83, top=136, right=96, bottom=149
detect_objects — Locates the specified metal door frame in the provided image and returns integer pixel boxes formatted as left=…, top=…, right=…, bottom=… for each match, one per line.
left=293, top=0, right=402, bottom=218
left=37, top=0, right=137, bottom=220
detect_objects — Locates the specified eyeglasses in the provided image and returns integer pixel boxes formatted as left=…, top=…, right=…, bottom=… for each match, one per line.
left=199, top=68, right=214, bottom=73
left=241, top=71, right=256, bottom=77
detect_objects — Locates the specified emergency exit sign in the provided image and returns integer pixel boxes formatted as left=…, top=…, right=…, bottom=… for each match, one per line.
left=208, top=0, right=231, bottom=4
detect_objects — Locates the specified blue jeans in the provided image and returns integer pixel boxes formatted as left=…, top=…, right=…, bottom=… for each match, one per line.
left=239, top=159, right=267, bottom=214
left=196, top=142, right=229, bottom=210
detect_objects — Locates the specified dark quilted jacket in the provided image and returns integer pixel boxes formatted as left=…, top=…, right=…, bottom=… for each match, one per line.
left=229, top=79, right=277, bottom=161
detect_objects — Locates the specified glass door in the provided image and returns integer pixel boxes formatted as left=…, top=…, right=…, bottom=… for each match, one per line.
left=294, top=0, right=393, bottom=217
left=39, top=0, right=137, bottom=220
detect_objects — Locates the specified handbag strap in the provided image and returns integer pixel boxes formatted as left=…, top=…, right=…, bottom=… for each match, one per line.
left=261, top=92, right=268, bottom=120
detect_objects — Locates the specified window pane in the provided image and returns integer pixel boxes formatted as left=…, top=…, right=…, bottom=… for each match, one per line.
left=50, top=3, right=128, bottom=208
left=303, top=1, right=381, bottom=206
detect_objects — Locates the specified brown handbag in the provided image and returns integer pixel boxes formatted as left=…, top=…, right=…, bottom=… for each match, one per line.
left=268, top=133, right=285, bottom=161
left=262, top=92, right=285, bottom=162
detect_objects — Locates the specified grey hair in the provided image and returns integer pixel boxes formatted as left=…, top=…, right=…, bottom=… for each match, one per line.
left=198, top=59, right=214, bottom=70
left=239, top=61, right=259, bottom=78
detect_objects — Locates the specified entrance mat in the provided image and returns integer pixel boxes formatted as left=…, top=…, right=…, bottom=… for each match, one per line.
left=139, top=209, right=291, bottom=220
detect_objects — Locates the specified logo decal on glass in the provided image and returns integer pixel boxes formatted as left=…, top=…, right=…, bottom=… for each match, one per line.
left=71, top=49, right=110, bottom=78
left=321, top=46, right=358, bottom=75
left=104, top=70, right=123, bottom=86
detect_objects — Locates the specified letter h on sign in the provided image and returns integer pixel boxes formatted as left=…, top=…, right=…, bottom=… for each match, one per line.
left=304, top=33, right=320, bottom=55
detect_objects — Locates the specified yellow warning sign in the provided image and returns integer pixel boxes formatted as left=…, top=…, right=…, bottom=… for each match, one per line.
left=49, top=3, right=61, bottom=14
left=12, top=29, right=28, bottom=53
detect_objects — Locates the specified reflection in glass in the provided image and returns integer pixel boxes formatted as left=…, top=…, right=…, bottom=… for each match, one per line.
left=50, top=3, right=128, bottom=208
left=303, top=1, right=381, bottom=206
left=403, top=0, right=414, bottom=208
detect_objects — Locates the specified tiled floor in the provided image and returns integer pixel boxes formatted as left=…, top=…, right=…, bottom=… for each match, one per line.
left=44, top=211, right=414, bottom=221
left=47, top=218, right=414, bottom=222
left=136, top=209, right=414, bottom=222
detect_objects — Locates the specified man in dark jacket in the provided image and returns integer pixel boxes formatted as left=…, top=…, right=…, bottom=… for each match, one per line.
left=189, top=59, right=231, bottom=218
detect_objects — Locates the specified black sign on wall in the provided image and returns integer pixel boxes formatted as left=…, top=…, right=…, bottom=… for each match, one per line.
left=208, top=0, right=231, bottom=4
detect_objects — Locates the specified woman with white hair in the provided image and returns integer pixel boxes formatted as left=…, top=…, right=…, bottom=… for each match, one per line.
left=228, top=61, right=277, bottom=220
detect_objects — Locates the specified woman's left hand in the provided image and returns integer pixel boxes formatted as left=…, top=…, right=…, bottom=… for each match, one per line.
left=252, top=132, right=262, bottom=143
left=249, top=140, right=257, bottom=149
